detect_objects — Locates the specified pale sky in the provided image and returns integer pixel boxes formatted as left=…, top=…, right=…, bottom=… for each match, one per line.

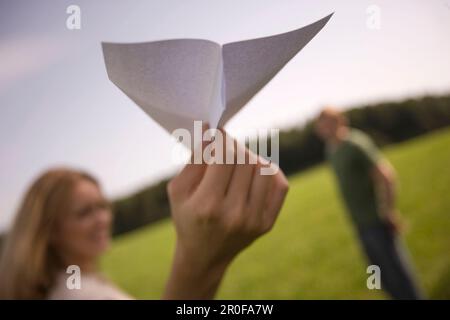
left=1, top=0, right=449, bottom=232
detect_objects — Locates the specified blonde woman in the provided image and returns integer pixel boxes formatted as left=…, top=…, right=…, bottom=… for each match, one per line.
left=0, top=139, right=288, bottom=299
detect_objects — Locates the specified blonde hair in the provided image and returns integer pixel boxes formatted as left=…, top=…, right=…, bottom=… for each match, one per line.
left=0, top=168, right=98, bottom=299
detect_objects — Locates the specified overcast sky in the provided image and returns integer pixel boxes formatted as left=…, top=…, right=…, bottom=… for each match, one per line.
left=1, top=0, right=449, bottom=232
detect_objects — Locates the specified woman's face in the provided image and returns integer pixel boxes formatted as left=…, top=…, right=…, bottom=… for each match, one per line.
left=54, top=179, right=112, bottom=264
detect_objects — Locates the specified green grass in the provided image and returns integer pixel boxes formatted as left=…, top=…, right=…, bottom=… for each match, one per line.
left=101, top=128, right=450, bottom=299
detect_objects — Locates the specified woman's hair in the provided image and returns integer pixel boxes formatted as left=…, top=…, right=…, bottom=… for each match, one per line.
left=0, top=168, right=98, bottom=299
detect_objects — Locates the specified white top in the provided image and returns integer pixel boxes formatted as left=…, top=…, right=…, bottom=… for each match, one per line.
left=47, top=271, right=133, bottom=300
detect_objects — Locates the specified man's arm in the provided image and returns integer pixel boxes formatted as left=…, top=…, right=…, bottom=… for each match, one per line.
left=371, top=160, right=402, bottom=234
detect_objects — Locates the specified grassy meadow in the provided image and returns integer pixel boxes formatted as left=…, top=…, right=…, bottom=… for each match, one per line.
left=101, top=128, right=450, bottom=299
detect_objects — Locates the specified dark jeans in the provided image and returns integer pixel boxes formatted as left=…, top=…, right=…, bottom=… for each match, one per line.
left=356, top=222, right=424, bottom=299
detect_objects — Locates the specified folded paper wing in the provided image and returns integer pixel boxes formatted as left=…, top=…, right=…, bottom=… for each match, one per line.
left=219, top=13, right=333, bottom=126
left=102, top=39, right=222, bottom=134
left=102, top=13, right=332, bottom=143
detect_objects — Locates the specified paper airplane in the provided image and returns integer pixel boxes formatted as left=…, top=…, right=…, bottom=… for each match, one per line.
left=102, top=13, right=333, bottom=140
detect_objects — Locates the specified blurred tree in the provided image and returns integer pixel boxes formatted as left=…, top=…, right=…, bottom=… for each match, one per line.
left=1, top=94, right=449, bottom=243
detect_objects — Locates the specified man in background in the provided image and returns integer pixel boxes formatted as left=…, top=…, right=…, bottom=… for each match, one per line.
left=314, top=107, right=424, bottom=299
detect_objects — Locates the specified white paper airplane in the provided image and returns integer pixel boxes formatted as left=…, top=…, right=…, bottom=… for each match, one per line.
left=102, top=13, right=333, bottom=140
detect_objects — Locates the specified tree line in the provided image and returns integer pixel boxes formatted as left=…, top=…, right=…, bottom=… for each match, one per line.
left=111, top=94, right=450, bottom=236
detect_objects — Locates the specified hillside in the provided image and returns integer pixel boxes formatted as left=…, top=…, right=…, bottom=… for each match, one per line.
left=101, top=128, right=450, bottom=299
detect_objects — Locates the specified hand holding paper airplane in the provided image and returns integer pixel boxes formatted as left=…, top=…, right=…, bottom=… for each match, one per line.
left=102, top=13, right=333, bottom=139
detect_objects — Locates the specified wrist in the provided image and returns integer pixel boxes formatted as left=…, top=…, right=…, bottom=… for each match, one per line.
left=163, top=241, right=230, bottom=299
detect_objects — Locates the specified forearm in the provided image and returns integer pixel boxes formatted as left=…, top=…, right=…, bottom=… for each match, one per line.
left=163, top=243, right=229, bottom=300
left=379, top=179, right=396, bottom=214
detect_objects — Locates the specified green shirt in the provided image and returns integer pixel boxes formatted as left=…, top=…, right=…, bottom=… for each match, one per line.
left=327, top=129, right=382, bottom=227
